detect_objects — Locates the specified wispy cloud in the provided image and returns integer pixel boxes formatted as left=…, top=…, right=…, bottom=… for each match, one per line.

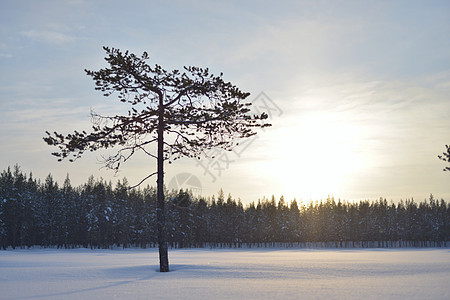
left=0, top=52, right=13, bottom=58
left=20, top=29, right=75, bottom=45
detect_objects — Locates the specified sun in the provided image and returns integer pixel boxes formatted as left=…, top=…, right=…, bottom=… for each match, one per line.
left=268, top=111, right=366, bottom=202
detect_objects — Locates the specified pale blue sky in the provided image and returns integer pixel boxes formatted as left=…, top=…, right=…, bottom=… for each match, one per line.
left=1, top=0, right=449, bottom=203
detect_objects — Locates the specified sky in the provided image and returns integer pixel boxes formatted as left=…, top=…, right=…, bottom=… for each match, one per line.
left=1, top=0, right=449, bottom=204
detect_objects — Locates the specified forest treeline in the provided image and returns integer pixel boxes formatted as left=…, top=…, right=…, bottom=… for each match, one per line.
left=1, top=166, right=448, bottom=249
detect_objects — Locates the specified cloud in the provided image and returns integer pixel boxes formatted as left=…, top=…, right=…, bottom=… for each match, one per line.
left=20, top=29, right=75, bottom=45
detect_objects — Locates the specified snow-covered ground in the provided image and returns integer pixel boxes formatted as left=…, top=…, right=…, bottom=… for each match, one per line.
left=1, top=248, right=449, bottom=299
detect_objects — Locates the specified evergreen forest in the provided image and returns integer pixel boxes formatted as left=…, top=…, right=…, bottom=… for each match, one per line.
left=1, top=166, right=448, bottom=250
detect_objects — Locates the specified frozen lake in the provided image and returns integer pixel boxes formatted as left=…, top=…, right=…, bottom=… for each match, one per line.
left=1, top=248, right=449, bottom=299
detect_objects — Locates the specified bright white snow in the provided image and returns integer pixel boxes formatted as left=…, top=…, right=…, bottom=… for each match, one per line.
left=1, top=248, right=449, bottom=299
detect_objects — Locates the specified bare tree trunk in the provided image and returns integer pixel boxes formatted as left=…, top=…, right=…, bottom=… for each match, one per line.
left=157, top=96, right=169, bottom=272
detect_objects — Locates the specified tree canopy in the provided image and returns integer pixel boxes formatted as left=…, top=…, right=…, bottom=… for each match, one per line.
left=44, top=47, right=269, bottom=174
left=438, top=145, right=450, bottom=172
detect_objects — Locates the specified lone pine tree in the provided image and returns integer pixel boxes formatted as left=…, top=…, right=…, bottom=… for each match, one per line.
left=44, top=47, right=270, bottom=272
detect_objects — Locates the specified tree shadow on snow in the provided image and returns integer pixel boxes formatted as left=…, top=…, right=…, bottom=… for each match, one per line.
left=12, top=264, right=222, bottom=299
left=105, top=263, right=223, bottom=274
left=168, top=264, right=226, bottom=272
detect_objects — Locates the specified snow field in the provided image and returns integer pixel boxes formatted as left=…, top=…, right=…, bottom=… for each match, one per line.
left=1, top=248, right=449, bottom=299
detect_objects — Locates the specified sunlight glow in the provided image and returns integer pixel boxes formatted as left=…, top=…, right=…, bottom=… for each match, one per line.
left=270, top=111, right=366, bottom=201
